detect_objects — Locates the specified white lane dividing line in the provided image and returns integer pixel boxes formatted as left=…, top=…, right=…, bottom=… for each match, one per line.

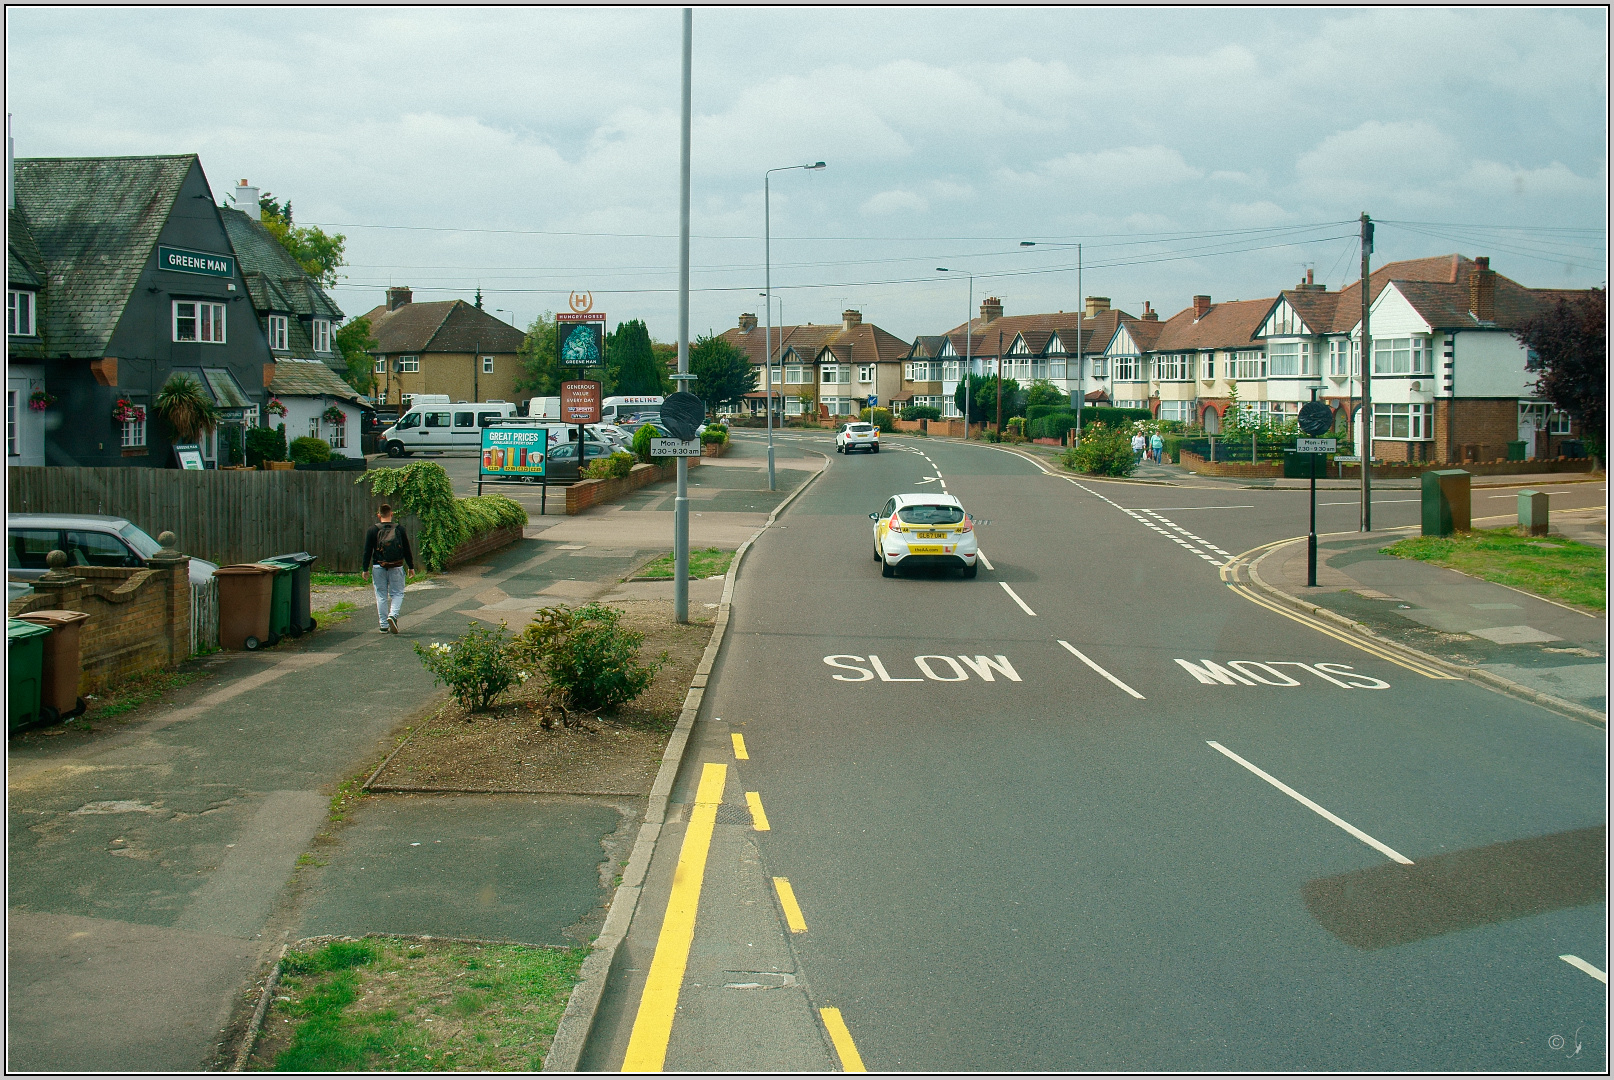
left=976, top=551, right=995, bottom=571
left=1561, top=955, right=1608, bottom=983
left=999, top=581, right=1037, bottom=616
left=1058, top=640, right=1145, bottom=699
left=1206, top=741, right=1414, bottom=865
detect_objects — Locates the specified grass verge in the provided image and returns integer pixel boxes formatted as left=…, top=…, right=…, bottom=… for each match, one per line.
left=314, top=601, right=358, bottom=627
left=83, top=668, right=208, bottom=722
left=1381, top=527, right=1606, bottom=612
left=634, top=547, right=734, bottom=580
left=252, top=937, right=585, bottom=1071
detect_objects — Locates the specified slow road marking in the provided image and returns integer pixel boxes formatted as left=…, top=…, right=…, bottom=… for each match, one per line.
left=1058, top=640, right=1145, bottom=699
left=820, top=1008, right=867, bottom=1072
left=773, top=876, right=808, bottom=932
left=622, top=762, right=728, bottom=1072
left=1000, top=581, right=1037, bottom=616
left=1207, top=741, right=1414, bottom=865
left=1561, top=954, right=1607, bottom=983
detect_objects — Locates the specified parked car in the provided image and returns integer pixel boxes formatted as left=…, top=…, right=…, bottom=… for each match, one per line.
left=836, top=422, right=880, bottom=454
left=870, top=493, right=978, bottom=578
left=7, top=514, right=218, bottom=587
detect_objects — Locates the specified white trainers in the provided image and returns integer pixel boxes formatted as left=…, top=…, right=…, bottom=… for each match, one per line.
left=387, top=615, right=400, bottom=634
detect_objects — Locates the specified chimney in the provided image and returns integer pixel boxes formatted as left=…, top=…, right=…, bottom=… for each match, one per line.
left=234, top=179, right=260, bottom=220
left=1192, top=295, right=1212, bottom=320
left=387, top=286, right=413, bottom=311
left=1142, top=301, right=1158, bottom=322
left=1468, top=256, right=1495, bottom=322
left=979, top=297, right=1003, bottom=323
left=738, top=312, right=757, bottom=333
left=1296, top=268, right=1327, bottom=292
left=842, top=309, right=863, bottom=331
left=1084, top=296, right=1111, bottom=318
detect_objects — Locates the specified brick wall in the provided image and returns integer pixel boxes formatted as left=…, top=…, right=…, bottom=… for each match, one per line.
left=1446, top=398, right=1520, bottom=464
left=8, top=557, right=189, bottom=694
left=1178, top=449, right=1283, bottom=478
left=443, top=525, right=523, bottom=569
left=565, top=458, right=698, bottom=514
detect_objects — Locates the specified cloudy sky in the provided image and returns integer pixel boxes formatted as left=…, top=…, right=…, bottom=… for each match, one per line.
left=7, top=6, right=1607, bottom=343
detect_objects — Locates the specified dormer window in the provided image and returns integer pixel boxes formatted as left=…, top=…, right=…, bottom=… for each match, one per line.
left=312, top=318, right=331, bottom=353
left=267, top=314, right=289, bottom=351
left=8, top=289, right=36, bottom=336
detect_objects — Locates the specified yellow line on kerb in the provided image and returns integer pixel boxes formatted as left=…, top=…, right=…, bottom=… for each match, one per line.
left=731, top=732, right=749, bottom=759
left=622, top=762, right=728, bottom=1072
left=1227, top=584, right=1456, bottom=680
left=773, top=876, right=808, bottom=932
left=820, top=1008, right=867, bottom=1071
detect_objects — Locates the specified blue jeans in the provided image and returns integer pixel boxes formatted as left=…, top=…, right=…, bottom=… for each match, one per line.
left=372, top=564, right=406, bottom=626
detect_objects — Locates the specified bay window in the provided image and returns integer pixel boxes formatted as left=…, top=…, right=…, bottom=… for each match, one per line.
left=1232, top=350, right=1267, bottom=380
left=1268, top=341, right=1316, bottom=377
left=784, top=364, right=812, bottom=384
left=821, top=364, right=850, bottom=384
left=1155, top=354, right=1189, bottom=381
left=1112, top=356, right=1140, bottom=381
left=1373, top=402, right=1433, bottom=440
left=1159, top=400, right=1191, bottom=422
left=1372, top=337, right=1431, bottom=375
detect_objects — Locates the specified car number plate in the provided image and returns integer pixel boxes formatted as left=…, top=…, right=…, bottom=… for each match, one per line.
left=917, top=531, right=945, bottom=539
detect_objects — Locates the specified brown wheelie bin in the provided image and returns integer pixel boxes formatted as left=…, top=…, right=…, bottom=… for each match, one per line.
left=15, top=609, right=91, bottom=720
left=215, top=564, right=277, bottom=650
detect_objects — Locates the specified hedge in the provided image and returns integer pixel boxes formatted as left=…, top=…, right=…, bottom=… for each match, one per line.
left=1077, top=406, right=1153, bottom=429
left=1025, top=404, right=1069, bottom=422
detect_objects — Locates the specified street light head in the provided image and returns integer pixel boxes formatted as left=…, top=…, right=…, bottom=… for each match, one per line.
left=1020, top=241, right=1036, bottom=246
left=807, top=161, right=826, bottom=170
left=937, top=267, right=951, bottom=272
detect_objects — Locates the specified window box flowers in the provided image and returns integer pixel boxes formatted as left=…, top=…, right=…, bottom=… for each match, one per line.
left=322, top=404, right=347, bottom=426
left=111, top=397, right=145, bottom=424
left=265, top=397, right=288, bottom=417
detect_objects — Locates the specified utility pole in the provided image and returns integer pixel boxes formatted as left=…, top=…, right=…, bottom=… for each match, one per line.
left=1074, top=244, right=1083, bottom=439
left=674, top=7, right=692, bottom=624
left=1359, top=212, right=1373, bottom=533
left=996, top=329, right=1004, bottom=438
left=473, top=338, right=480, bottom=403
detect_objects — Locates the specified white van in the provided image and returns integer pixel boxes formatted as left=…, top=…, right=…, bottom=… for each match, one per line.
left=382, top=401, right=519, bottom=456
left=601, top=395, right=664, bottom=427
left=525, top=397, right=561, bottom=421
left=401, top=393, right=450, bottom=409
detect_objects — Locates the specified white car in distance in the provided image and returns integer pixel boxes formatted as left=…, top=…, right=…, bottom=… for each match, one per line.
left=835, top=422, right=880, bottom=454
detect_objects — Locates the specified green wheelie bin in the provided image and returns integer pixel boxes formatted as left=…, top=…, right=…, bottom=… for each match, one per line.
left=8, top=618, right=52, bottom=731
left=265, top=552, right=318, bottom=636
left=258, top=561, right=294, bottom=645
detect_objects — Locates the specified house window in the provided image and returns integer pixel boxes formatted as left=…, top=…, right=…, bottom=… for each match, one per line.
left=1089, top=357, right=1108, bottom=378
left=1233, top=351, right=1267, bottom=380
left=1155, top=354, right=1189, bottom=381
left=8, top=289, right=36, bottom=336
left=1268, top=341, right=1316, bottom=377
left=1112, top=356, right=1140, bottom=381
left=482, top=355, right=494, bottom=374
left=1549, top=410, right=1573, bottom=435
left=1373, top=403, right=1432, bottom=440
left=309, top=417, right=320, bottom=439
left=374, top=356, right=385, bottom=374
left=1112, top=399, right=1148, bottom=410
left=784, top=364, right=812, bottom=384
left=784, top=397, right=804, bottom=416
left=821, top=364, right=850, bottom=384
left=122, top=412, right=146, bottom=448
left=941, top=360, right=962, bottom=382
left=857, top=363, right=876, bottom=384
left=267, top=315, right=288, bottom=351
left=312, top=319, right=331, bottom=353
left=174, top=300, right=226, bottom=343
left=1328, top=339, right=1356, bottom=377
left=822, top=396, right=854, bottom=416
left=1372, top=337, right=1431, bottom=375
left=1159, top=400, right=1192, bottom=422
left=397, top=355, right=419, bottom=372
left=6, top=390, right=16, bottom=455
left=329, top=422, right=346, bottom=449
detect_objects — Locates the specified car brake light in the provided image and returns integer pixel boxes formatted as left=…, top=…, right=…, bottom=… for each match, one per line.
left=959, top=520, right=972, bottom=532
left=889, top=514, right=902, bottom=531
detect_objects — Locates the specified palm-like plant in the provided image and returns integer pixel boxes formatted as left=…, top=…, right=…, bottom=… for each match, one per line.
left=154, top=374, right=220, bottom=442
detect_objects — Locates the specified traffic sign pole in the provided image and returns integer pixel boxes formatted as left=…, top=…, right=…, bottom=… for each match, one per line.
left=1298, top=393, right=1335, bottom=589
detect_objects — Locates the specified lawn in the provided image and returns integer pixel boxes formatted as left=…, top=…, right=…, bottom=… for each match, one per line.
left=252, top=937, right=585, bottom=1072
left=1381, top=527, right=1606, bottom=612
left=634, top=547, right=734, bottom=580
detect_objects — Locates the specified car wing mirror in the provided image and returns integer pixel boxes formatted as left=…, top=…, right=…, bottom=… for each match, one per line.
left=869, top=512, right=879, bottom=520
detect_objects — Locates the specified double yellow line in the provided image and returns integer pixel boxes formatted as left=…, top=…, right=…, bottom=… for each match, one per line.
left=1222, top=538, right=1456, bottom=681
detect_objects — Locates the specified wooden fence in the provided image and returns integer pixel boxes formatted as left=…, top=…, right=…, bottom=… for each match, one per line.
left=8, top=467, right=419, bottom=572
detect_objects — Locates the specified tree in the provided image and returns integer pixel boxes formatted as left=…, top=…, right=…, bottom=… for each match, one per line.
left=953, top=374, right=1020, bottom=424
left=689, top=334, right=755, bottom=413
left=336, top=317, right=378, bottom=395
left=257, top=193, right=346, bottom=290
left=651, top=340, right=678, bottom=392
left=1023, top=379, right=1068, bottom=410
left=515, top=313, right=561, bottom=396
left=607, top=319, right=663, bottom=395
left=1517, top=288, right=1606, bottom=460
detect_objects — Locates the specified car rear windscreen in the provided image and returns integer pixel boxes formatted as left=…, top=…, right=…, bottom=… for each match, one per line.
left=848, top=424, right=874, bottom=432
left=897, top=505, right=965, bottom=525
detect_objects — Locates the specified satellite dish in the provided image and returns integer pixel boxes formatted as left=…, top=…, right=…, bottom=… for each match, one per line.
left=1298, top=400, right=1334, bottom=438
left=660, top=391, right=705, bottom=441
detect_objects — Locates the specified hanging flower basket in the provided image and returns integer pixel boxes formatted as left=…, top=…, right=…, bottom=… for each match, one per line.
left=28, top=388, right=56, bottom=412
left=111, top=398, right=145, bottom=424
left=322, top=404, right=347, bottom=426
left=265, top=397, right=288, bottom=417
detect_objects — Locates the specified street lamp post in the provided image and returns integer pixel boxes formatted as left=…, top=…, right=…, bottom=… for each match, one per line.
left=936, top=268, right=973, bottom=434
left=765, top=161, right=826, bottom=491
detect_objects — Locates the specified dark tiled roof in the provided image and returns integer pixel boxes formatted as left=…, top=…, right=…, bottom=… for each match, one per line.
left=719, top=320, right=910, bottom=367
left=1151, top=297, right=1276, bottom=351
left=358, top=299, right=523, bottom=354
left=12, top=154, right=196, bottom=357
left=1271, top=289, right=1344, bottom=335
left=269, top=358, right=366, bottom=403
left=937, top=308, right=1147, bottom=357
left=1322, top=253, right=1477, bottom=332
left=8, top=208, right=45, bottom=288
left=219, top=207, right=343, bottom=322
left=906, top=335, right=950, bottom=359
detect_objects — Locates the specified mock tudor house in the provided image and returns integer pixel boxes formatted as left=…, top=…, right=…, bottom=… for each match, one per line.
left=720, top=309, right=908, bottom=419
left=361, top=287, right=525, bottom=407
left=1147, top=294, right=1277, bottom=433
left=9, top=154, right=272, bottom=468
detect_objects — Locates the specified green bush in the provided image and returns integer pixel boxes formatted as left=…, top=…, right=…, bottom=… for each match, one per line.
left=699, top=425, right=729, bottom=445
left=1005, top=417, right=1026, bottom=439
left=415, top=621, right=526, bottom=712
left=1025, top=404, right=1071, bottom=422
left=289, top=436, right=332, bottom=464
left=901, top=404, right=942, bottom=422
left=510, top=603, right=664, bottom=712
left=459, top=492, right=528, bottom=533
left=858, top=407, right=894, bottom=432
left=358, top=462, right=529, bottom=572
left=246, top=424, right=287, bottom=465
left=631, top=423, right=663, bottom=464
left=1062, top=425, right=1137, bottom=477
left=1028, top=413, right=1078, bottom=441
left=585, top=451, right=636, bottom=479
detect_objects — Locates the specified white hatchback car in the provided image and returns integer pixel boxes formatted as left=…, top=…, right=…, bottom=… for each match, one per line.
left=871, top=493, right=978, bottom=578
left=835, top=422, right=880, bottom=454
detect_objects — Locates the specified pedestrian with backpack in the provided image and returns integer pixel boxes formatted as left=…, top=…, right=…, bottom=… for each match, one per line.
left=362, top=504, right=416, bottom=633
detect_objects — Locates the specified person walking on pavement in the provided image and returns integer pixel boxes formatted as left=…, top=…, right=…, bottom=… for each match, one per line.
left=1150, top=431, right=1164, bottom=464
left=362, top=504, right=415, bottom=633
left=1132, top=430, right=1146, bottom=463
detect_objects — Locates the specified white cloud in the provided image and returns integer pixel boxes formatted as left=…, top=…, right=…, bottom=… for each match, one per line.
left=999, top=146, right=1205, bottom=190
left=861, top=190, right=930, bottom=216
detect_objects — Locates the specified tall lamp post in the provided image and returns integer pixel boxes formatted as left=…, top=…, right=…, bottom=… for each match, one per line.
left=936, top=268, right=973, bottom=434
left=764, top=161, right=826, bottom=491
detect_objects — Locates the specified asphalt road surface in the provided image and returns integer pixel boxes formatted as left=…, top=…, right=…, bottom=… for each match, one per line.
left=588, top=431, right=1605, bottom=1072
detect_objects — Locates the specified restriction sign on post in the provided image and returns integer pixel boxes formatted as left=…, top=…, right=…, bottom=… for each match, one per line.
left=650, top=438, right=702, bottom=457
left=1296, top=438, right=1338, bottom=454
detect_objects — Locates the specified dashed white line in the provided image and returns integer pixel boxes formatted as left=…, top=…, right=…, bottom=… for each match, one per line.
left=976, top=551, right=995, bottom=571
left=1207, top=741, right=1414, bottom=865
left=1560, top=955, right=1608, bottom=983
left=1058, top=640, right=1145, bottom=699
left=999, top=581, right=1037, bottom=616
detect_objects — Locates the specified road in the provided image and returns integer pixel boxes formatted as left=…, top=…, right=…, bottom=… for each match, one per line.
left=585, top=430, right=1606, bottom=1072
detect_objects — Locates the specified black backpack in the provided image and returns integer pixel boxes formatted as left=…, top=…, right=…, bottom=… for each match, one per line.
left=374, top=522, right=406, bottom=566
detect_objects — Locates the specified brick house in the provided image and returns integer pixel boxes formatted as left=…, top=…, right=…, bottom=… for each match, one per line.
left=360, top=287, right=525, bottom=407
left=719, top=309, right=908, bottom=419
left=1147, top=294, right=1276, bottom=432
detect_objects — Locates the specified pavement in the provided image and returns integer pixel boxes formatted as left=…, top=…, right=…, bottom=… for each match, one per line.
left=5, top=435, right=821, bottom=1072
